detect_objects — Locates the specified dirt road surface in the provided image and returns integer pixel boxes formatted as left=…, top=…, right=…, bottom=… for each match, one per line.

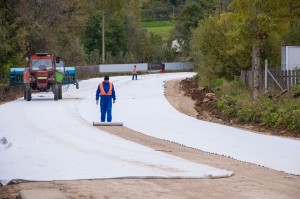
left=1, top=79, right=299, bottom=199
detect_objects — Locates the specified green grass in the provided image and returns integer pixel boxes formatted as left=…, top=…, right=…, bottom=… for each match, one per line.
left=141, top=20, right=176, bottom=41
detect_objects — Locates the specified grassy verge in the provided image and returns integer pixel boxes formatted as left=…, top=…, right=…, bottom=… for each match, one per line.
left=212, top=79, right=300, bottom=135
left=141, top=20, right=176, bottom=41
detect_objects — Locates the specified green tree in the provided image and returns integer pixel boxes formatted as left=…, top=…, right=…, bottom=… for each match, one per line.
left=172, top=0, right=218, bottom=59
left=169, top=0, right=186, bottom=7
left=0, top=0, right=25, bottom=82
left=82, top=0, right=143, bottom=64
left=228, top=0, right=300, bottom=100
left=82, top=12, right=102, bottom=55
left=142, top=0, right=173, bottom=21
left=16, top=0, right=88, bottom=65
left=174, top=0, right=217, bottom=40
left=191, top=16, right=247, bottom=86
left=284, top=17, right=300, bottom=45
left=138, top=32, right=165, bottom=62
left=105, top=13, right=127, bottom=57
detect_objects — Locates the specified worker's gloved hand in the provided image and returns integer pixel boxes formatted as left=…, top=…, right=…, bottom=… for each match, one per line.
left=113, top=100, right=115, bottom=103
left=96, top=100, right=99, bottom=105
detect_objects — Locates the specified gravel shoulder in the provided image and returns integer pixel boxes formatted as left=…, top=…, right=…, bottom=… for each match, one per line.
left=1, top=79, right=299, bottom=199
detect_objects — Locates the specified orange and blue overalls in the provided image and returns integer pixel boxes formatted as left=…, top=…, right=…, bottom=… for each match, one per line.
left=96, top=81, right=116, bottom=122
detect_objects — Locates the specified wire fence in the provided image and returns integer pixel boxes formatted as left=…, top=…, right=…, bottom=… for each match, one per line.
left=241, top=68, right=300, bottom=92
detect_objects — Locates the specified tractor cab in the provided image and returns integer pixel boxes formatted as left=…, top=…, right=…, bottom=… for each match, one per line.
left=29, top=53, right=56, bottom=70
left=31, top=57, right=53, bottom=71
left=27, top=53, right=56, bottom=93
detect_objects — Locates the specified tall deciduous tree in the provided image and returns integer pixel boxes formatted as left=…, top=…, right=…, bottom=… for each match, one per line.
left=0, top=0, right=25, bottom=81
left=141, top=0, right=173, bottom=21
left=105, top=13, right=127, bottom=57
left=228, top=0, right=300, bottom=100
left=174, top=0, right=217, bottom=40
left=191, top=16, right=247, bottom=85
left=172, top=0, right=217, bottom=59
left=17, top=0, right=88, bottom=65
left=82, top=0, right=143, bottom=64
left=284, top=17, right=300, bottom=45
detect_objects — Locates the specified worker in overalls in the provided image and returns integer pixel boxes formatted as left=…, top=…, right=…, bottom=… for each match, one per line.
left=95, top=75, right=116, bottom=122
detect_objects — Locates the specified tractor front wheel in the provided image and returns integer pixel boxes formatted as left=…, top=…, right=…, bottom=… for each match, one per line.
left=54, top=84, right=59, bottom=101
left=25, top=85, right=31, bottom=101
left=23, top=85, right=27, bottom=100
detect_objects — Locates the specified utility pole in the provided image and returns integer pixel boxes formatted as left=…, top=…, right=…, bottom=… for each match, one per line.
left=173, top=5, right=174, bottom=20
left=102, top=12, right=105, bottom=64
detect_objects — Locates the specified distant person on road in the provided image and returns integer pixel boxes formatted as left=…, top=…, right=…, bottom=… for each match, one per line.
left=132, top=65, right=137, bottom=80
left=95, top=75, right=116, bottom=122
left=160, top=62, right=166, bottom=73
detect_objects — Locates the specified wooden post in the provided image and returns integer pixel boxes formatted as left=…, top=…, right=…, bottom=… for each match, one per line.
left=264, top=59, right=268, bottom=93
left=252, top=43, right=260, bottom=100
left=286, top=70, right=290, bottom=90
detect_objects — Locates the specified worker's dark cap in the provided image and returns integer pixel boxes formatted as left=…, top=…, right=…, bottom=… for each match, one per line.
left=104, top=75, right=109, bottom=80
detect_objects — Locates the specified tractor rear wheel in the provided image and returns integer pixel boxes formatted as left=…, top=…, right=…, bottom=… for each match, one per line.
left=25, top=86, right=31, bottom=101
left=54, top=84, right=59, bottom=101
left=76, top=79, right=79, bottom=89
left=58, top=84, right=62, bottom=99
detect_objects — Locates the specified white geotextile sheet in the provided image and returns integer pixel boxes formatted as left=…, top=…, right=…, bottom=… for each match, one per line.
left=81, top=72, right=300, bottom=175
left=0, top=73, right=233, bottom=186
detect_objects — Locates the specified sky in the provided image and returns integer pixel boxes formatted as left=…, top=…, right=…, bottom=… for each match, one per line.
left=1, top=72, right=299, bottom=185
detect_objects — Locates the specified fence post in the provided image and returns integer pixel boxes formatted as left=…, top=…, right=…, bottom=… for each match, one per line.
left=240, top=70, right=245, bottom=85
left=264, top=59, right=268, bottom=93
left=286, top=70, right=290, bottom=90
left=292, top=70, right=296, bottom=85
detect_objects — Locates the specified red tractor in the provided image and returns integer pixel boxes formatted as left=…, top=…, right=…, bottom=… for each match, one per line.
left=23, top=53, right=63, bottom=101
